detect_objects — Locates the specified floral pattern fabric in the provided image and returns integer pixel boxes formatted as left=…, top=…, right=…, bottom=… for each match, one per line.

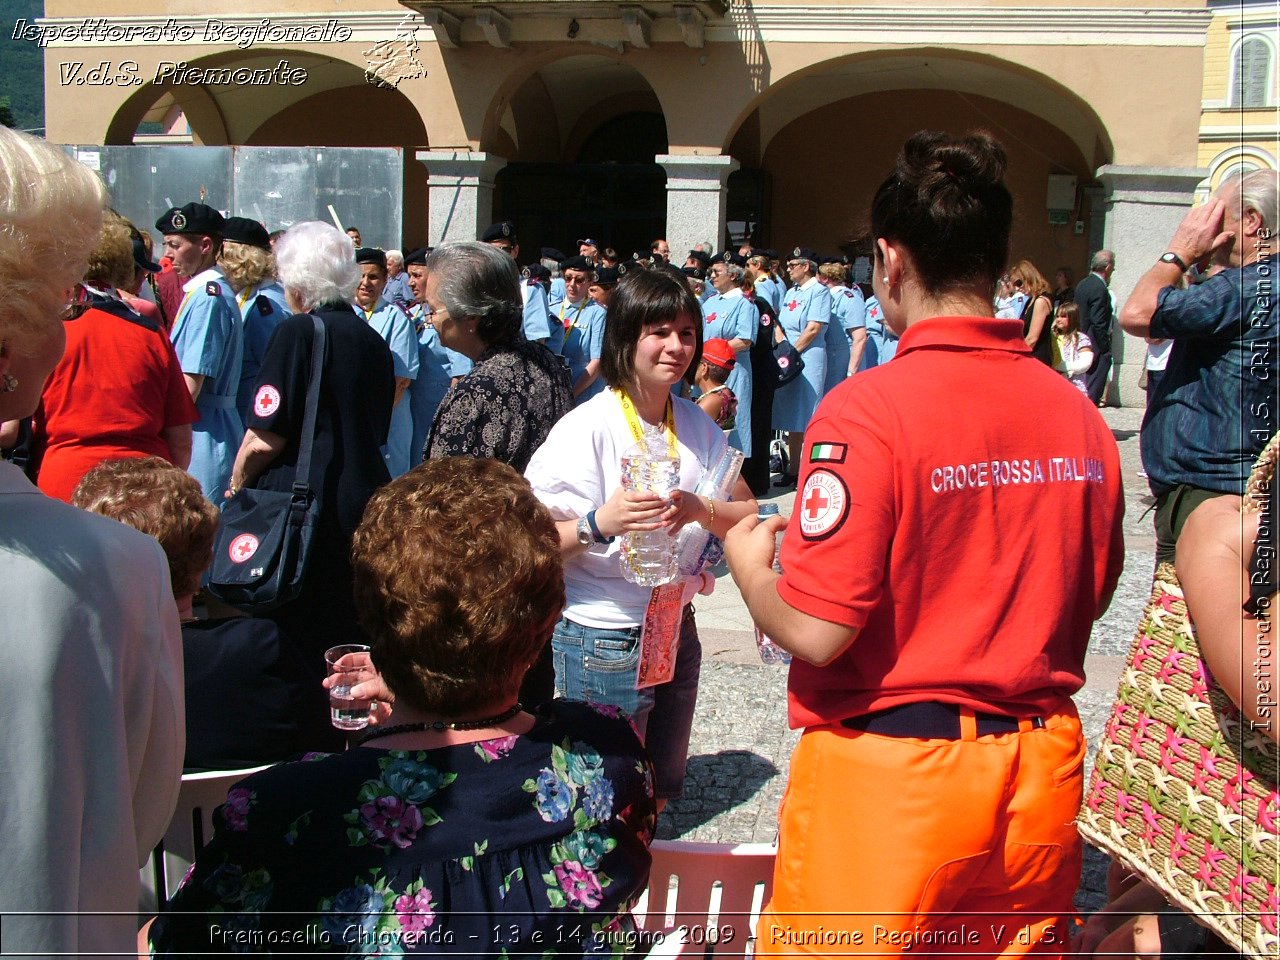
left=424, top=338, right=573, bottom=474
left=149, top=701, right=655, bottom=957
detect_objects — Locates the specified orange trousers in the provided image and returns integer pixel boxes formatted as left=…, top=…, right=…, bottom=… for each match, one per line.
left=757, top=703, right=1085, bottom=958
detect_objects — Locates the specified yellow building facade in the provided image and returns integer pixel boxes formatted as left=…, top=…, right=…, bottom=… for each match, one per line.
left=32, top=0, right=1270, bottom=402
left=1197, top=0, right=1279, bottom=198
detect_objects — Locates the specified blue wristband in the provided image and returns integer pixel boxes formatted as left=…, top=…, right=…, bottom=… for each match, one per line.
left=586, top=509, right=614, bottom=544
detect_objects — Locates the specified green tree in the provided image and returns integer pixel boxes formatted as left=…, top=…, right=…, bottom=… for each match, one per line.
left=0, top=97, right=14, bottom=129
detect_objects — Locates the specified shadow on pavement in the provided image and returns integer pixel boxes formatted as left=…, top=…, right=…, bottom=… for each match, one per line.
left=657, top=750, right=779, bottom=839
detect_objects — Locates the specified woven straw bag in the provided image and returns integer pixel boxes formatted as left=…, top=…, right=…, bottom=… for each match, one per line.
left=1078, top=440, right=1279, bottom=958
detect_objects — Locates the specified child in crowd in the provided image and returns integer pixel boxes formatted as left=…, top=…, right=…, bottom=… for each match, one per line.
left=695, top=337, right=738, bottom=428
left=1053, top=301, right=1094, bottom=396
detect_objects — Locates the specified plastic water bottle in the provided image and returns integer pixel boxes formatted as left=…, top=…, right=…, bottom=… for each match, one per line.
left=675, top=447, right=746, bottom=576
left=619, top=437, right=681, bottom=586
left=753, top=504, right=792, bottom=665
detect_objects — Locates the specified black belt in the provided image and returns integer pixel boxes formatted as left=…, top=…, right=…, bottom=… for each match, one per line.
left=841, top=702, right=1046, bottom=739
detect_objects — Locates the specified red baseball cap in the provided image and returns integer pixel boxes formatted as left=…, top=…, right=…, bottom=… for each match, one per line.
left=702, top=338, right=737, bottom=369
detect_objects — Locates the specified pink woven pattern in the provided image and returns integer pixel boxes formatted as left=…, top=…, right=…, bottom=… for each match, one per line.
left=1077, top=564, right=1279, bottom=959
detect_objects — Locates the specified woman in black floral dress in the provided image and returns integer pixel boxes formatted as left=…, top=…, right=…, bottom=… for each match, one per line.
left=422, top=243, right=573, bottom=474
left=149, top=458, right=655, bottom=957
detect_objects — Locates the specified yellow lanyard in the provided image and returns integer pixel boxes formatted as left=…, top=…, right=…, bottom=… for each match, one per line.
left=615, top=389, right=678, bottom=459
left=175, top=286, right=196, bottom=322
left=236, top=285, right=256, bottom=310
left=560, top=299, right=584, bottom=332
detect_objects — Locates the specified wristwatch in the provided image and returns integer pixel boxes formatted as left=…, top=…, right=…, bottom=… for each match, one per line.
left=1159, top=251, right=1189, bottom=272
left=586, top=509, right=614, bottom=544
left=575, top=516, right=593, bottom=546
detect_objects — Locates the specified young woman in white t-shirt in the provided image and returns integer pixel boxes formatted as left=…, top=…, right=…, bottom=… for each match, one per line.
left=525, top=267, right=758, bottom=806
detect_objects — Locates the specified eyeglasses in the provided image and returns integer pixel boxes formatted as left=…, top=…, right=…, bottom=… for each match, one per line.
left=787, top=260, right=806, bottom=269
left=491, top=242, right=514, bottom=253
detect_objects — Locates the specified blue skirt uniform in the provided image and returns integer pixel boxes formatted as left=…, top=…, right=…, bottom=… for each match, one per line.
left=701, top=288, right=756, bottom=456
left=772, top=278, right=829, bottom=433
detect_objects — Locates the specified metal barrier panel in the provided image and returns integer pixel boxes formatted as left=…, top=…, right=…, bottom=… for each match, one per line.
left=63, top=145, right=404, bottom=248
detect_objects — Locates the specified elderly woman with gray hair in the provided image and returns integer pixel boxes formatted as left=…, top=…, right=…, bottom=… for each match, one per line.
left=700, top=250, right=756, bottom=456
left=422, top=241, right=572, bottom=473
left=228, top=220, right=395, bottom=659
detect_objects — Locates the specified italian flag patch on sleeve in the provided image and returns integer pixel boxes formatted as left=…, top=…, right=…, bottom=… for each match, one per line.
left=809, top=442, right=847, bottom=464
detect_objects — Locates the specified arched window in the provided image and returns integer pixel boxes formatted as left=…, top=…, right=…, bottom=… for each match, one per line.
left=1232, top=35, right=1274, bottom=108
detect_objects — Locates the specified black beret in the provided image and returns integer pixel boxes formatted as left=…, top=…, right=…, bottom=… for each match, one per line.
left=540, top=247, right=566, bottom=263
left=403, top=247, right=430, bottom=266
left=715, top=250, right=747, bottom=267
left=222, top=216, right=271, bottom=250
left=686, top=249, right=711, bottom=267
left=682, top=265, right=707, bottom=281
left=132, top=238, right=160, bottom=273
left=355, top=247, right=388, bottom=270
left=594, top=265, right=623, bottom=285
left=763, top=248, right=779, bottom=260
left=790, top=246, right=819, bottom=264
left=521, top=263, right=551, bottom=283
left=481, top=221, right=516, bottom=243
left=155, top=202, right=225, bottom=237
left=560, top=255, right=595, bottom=273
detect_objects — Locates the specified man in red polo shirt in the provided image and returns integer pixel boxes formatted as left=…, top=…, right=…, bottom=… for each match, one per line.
left=726, top=130, right=1125, bottom=956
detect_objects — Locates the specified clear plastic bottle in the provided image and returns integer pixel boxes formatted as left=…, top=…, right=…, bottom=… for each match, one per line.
left=753, top=503, right=792, bottom=665
left=675, top=447, right=745, bottom=577
left=618, top=436, right=681, bottom=586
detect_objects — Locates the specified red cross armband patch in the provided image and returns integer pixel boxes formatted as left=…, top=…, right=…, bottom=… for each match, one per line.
left=253, top=384, right=282, bottom=418
left=798, top=468, right=850, bottom=541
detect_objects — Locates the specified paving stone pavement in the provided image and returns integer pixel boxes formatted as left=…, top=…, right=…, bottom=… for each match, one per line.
left=654, top=406, right=1152, bottom=915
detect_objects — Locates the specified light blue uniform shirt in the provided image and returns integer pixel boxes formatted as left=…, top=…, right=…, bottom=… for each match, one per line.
left=549, top=276, right=566, bottom=305
left=860, top=295, right=900, bottom=370
left=823, top=284, right=865, bottom=395
left=361, top=298, right=420, bottom=477
left=772, top=276, right=829, bottom=433
left=407, top=304, right=454, bottom=469
left=171, top=267, right=243, bottom=500
left=522, top=281, right=555, bottom=349
left=700, top=287, right=756, bottom=456
left=553, top=297, right=607, bottom=402
left=754, top=275, right=782, bottom=316
left=235, top=281, right=290, bottom=421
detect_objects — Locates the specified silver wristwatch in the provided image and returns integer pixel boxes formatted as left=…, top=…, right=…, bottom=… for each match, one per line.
left=576, top=515, right=593, bottom=546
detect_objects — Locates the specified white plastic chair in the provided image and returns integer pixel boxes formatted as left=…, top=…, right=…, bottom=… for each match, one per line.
left=140, top=765, right=271, bottom=911
left=636, top=840, right=777, bottom=958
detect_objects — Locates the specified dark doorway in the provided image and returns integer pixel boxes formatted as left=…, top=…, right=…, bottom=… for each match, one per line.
left=493, top=110, right=668, bottom=263
left=494, top=163, right=666, bottom=264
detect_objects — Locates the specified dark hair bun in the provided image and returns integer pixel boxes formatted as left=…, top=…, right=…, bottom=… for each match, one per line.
left=871, top=130, right=1013, bottom=295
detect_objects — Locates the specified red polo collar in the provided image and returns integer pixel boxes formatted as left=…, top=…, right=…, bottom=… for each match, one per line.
left=894, top=315, right=1031, bottom=358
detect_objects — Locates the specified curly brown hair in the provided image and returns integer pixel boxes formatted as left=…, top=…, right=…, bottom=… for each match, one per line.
left=351, top=457, right=565, bottom=714
left=71, top=456, right=219, bottom=599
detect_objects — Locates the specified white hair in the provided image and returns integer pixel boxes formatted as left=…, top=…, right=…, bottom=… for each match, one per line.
left=1221, top=169, right=1280, bottom=233
left=0, top=127, right=106, bottom=354
left=386, top=249, right=404, bottom=267
left=275, top=221, right=360, bottom=311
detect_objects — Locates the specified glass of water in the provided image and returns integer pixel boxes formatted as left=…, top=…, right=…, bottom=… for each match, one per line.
left=324, top=643, right=375, bottom=731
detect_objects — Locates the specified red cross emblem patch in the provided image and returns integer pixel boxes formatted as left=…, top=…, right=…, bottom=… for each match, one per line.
left=705, top=313, right=717, bottom=324
left=254, top=384, right=281, bottom=418
left=787, top=300, right=800, bottom=311
left=799, top=469, right=849, bottom=541
left=228, top=533, right=260, bottom=564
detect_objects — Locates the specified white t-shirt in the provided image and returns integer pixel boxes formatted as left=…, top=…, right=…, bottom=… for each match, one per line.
left=525, top=389, right=728, bottom=628
left=1146, top=339, right=1173, bottom=371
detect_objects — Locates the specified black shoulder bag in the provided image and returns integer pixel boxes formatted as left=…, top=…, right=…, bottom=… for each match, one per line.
left=207, top=315, right=325, bottom=612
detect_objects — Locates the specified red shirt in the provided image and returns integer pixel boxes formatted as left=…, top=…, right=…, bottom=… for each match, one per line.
left=36, top=299, right=198, bottom=501
left=778, top=316, right=1124, bottom=727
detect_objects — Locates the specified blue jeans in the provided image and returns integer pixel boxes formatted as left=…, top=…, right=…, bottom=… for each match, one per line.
left=552, top=607, right=702, bottom=799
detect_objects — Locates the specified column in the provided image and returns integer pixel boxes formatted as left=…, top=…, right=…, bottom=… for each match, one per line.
left=655, top=154, right=740, bottom=257
left=1096, top=165, right=1206, bottom=407
left=415, top=150, right=508, bottom=246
